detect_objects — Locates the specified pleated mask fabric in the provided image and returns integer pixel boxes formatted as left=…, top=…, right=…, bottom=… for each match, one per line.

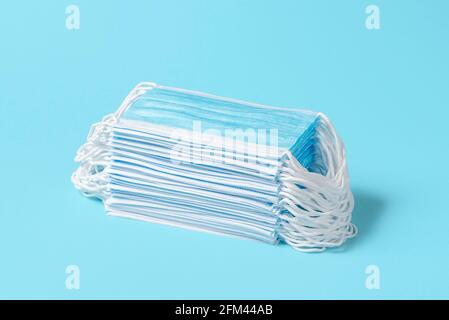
left=72, top=82, right=357, bottom=252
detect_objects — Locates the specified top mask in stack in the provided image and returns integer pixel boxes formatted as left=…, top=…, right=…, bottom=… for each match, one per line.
left=72, top=82, right=357, bottom=252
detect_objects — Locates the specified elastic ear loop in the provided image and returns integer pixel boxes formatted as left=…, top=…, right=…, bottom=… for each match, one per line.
left=277, top=113, right=357, bottom=252
left=71, top=82, right=158, bottom=199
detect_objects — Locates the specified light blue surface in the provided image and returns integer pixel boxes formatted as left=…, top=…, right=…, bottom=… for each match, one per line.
left=0, top=0, right=448, bottom=299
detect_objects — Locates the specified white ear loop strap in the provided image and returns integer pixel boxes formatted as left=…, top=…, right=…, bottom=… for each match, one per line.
left=71, top=82, right=157, bottom=199
left=277, top=113, right=357, bottom=252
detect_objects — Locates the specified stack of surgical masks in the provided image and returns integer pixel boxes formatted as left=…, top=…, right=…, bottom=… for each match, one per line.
left=72, top=82, right=357, bottom=252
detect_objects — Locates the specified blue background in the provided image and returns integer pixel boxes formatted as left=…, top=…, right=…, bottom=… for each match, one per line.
left=0, top=0, right=448, bottom=299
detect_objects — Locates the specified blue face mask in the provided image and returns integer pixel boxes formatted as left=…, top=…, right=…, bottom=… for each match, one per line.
left=72, top=82, right=357, bottom=252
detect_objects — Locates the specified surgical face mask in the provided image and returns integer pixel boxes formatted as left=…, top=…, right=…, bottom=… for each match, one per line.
left=72, top=82, right=357, bottom=252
